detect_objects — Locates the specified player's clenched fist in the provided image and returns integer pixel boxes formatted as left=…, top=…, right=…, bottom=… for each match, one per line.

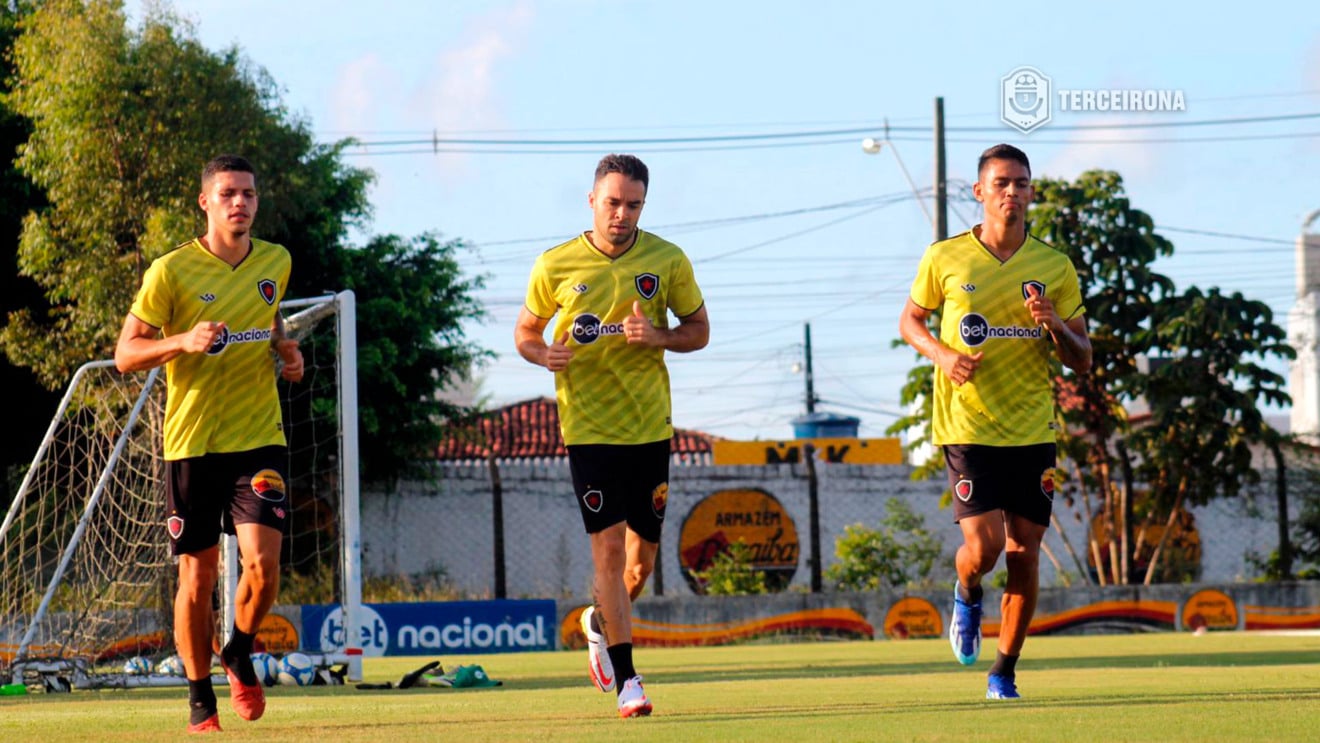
left=275, top=338, right=304, bottom=382
left=545, top=332, right=573, bottom=372
left=181, top=321, right=225, bottom=354
left=625, top=300, right=660, bottom=347
left=940, top=349, right=984, bottom=386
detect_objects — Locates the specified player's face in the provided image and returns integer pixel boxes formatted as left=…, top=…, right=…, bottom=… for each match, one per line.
left=974, top=158, right=1033, bottom=226
left=588, top=173, right=646, bottom=249
left=199, top=170, right=259, bottom=237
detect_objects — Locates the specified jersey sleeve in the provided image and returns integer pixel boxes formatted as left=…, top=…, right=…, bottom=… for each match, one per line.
left=908, top=244, right=943, bottom=311
left=129, top=258, right=173, bottom=329
left=668, top=251, right=704, bottom=318
left=1055, top=260, right=1086, bottom=321
left=523, top=253, right=558, bottom=319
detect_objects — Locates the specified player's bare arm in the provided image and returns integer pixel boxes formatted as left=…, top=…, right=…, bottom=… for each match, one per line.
left=624, top=301, right=710, bottom=352
left=114, top=314, right=225, bottom=373
left=1023, top=286, right=1091, bottom=374
left=899, top=298, right=982, bottom=385
left=515, top=306, right=573, bottom=372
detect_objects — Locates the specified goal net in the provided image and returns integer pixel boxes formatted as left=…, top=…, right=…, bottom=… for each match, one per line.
left=0, top=291, right=362, bottom=689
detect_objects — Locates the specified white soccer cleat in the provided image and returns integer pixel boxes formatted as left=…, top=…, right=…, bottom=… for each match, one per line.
left=580, top=606, right=615, bottom=692
left=616, top=675, right=652, bottom=718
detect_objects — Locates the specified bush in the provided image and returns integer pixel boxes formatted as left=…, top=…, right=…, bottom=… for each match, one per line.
left=826, top=498, right=943, bottom=591
left=693, top=540, right=768, bottom=596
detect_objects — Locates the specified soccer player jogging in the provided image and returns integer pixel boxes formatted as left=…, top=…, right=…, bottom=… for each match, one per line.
left=515, top=154, right=710, bottom=718
left=115, top=155, right=303, bottom=733
left=898, top=144, right=1091, bottom=699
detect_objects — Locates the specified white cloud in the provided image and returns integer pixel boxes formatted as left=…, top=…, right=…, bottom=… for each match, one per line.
left=411, top=2, right=535, bottom=148
left=330, top=54, right=398, bottom=137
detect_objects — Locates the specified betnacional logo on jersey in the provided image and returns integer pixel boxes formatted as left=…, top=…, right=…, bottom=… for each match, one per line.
left=958, top=313, right=1042, bottom=347
left=257, top=279, right=277, bottom=305
left=207, top=326, right=275, bottom=355
left=635, top=273, right=660, bottom=300
left=570, top=313, right=625, bottom=345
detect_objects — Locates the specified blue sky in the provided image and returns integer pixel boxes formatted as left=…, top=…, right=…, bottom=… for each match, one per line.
left=128, top=1, right=1320, bottom=440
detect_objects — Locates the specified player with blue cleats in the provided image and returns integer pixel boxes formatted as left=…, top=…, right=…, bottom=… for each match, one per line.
left=986, top=673, right=1020, bottom=700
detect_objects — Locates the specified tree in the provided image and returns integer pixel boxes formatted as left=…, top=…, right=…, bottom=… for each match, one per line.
left=1030, top=170, right=1175, bottom=585
left=0, top=0, right=59, bottom=490
left=2, top=0, right=487, bottom=483
left=825, top=498, right=943, bottom=592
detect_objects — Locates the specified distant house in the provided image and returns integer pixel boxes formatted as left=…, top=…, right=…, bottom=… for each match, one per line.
left=436, top=397, right=715, bottom=463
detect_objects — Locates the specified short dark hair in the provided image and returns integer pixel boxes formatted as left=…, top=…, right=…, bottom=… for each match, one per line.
left=202, top=154, right=256, bottom=189
left=977, top=144, right=1030, bottom=178
left=594, top=153, right=649, bottom=192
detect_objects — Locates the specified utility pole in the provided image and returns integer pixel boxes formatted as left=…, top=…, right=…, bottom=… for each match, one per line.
left=803, top=323, right=816, bottom=413
left=934, top=97, right=948, bottom=242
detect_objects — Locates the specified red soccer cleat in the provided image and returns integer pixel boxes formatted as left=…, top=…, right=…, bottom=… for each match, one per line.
left=222, top=657, right=267, bottom=721
left=187, top=713, right=223, bottom=734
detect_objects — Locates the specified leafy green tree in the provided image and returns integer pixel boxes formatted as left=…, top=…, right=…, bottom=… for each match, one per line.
left=1130, top=287, right=1292, bottom=583
left=825, top=498, right=943, bottom=591
left=693, top=540, right=768, bottom=596
left=1030, top=170, right=1175, bottom=585
left=0, top=0, right=60, bottom=491
left=2, top=0, right=487, bottom=483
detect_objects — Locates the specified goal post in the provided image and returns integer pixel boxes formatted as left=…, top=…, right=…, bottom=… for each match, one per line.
left=0, top=290, right=362, bottom=688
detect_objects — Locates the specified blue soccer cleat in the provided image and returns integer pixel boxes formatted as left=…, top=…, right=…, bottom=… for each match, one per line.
left=986, top=673, right=1020, bottom=699
left=949, top=582, right=982, bottom=666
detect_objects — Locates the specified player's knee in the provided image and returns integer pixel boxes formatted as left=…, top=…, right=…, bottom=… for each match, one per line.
left=240, top=555, right=279, bottom=588
left=1004, top=548, right=1039, bottom=573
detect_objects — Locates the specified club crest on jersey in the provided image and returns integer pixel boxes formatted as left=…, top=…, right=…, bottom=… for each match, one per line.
left=583, top=489, right=604, bottom=513
left=167, top=516, right=185, bottom=540
left=250, top=469, right=287, bottom=502
left=1021, top=280, right=1046, bottom=300
left=257, top=279, right=277, bottom=305
left=635, top=273, right=659, bottom=300
left=651, top=482, right=669, bottom=518
left=954, top=479, right=974, bottom=502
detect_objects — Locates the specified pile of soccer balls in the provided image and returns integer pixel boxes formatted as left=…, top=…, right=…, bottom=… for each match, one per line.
left=125, top=651, right=326, bottom=686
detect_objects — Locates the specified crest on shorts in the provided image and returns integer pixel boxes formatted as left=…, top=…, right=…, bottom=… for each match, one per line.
left=167, top=516, right=185, bottom=540
left=651, top=482, right=669, bottom=518
left=635, top=273, right=659, bottom=300
left=1040, top=467, right=1061, bottom=502
left=582, top=489, right=604, bottom=513
left=1021, top=280, right=1046, bottom=300
left=250, top=469, right=287, bottom=502
left=257, top=279, right=277, bottom=305
left=954, top=479, right=974, bottom=502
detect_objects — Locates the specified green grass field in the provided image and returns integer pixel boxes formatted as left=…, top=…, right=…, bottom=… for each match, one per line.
left=4, top=632, right=1320, bottom=741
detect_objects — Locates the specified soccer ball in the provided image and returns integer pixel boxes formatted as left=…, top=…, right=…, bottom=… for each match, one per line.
left=250, top=652, right=279, bottom=686
left=277, top=652, right=315, bottom=686
left=123, top=656, right=152, bottom=676
left=156, top=654, right=185, bottom=677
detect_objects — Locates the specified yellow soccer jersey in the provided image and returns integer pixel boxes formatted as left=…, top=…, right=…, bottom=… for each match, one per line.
left=524, top=230, right=704, bottom=446
left=909, top=229, right=1084, bottom=447
left=130, top=238, right=291, bottom=459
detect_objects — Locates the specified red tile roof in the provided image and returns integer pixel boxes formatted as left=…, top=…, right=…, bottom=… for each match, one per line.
left=436, top=397, right=715, bottom=461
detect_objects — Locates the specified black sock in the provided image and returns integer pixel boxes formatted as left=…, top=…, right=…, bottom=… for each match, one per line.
left=959, top=582, right=984, bottom=605
left=221, top=629, right=258, bottom=686
left=188, top=677, right=217, bottom=726
left=988, top=651, right=1019, bottom=678
left=606, top=643, right=637, bottom=690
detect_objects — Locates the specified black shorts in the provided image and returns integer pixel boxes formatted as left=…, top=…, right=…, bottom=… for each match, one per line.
left=943, top=443, right=1057, bottom=527
left=567, top=440, right=670, bottom=543
left=165, top=445, right=290, bottom=556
